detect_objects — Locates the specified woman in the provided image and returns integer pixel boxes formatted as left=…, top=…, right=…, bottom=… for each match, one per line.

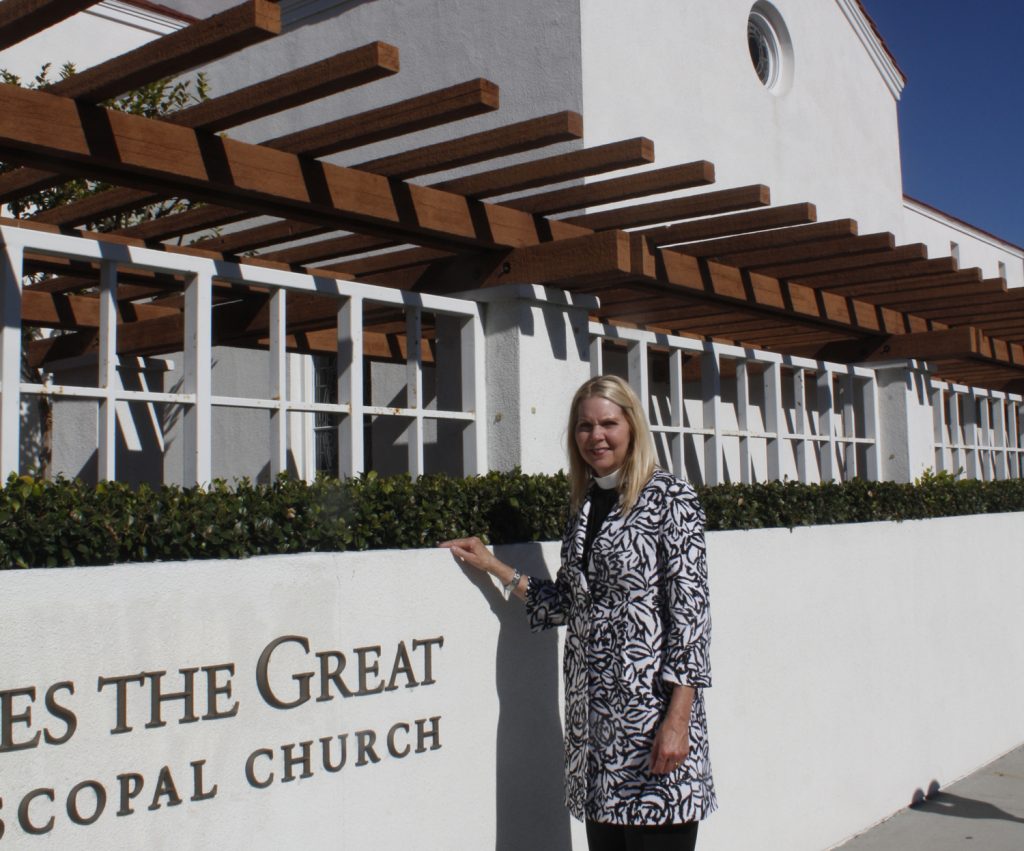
left=442, top=375, right=715, bottom=851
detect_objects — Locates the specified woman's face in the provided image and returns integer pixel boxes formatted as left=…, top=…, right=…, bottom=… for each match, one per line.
left=574, top=395, right=631, bottom=477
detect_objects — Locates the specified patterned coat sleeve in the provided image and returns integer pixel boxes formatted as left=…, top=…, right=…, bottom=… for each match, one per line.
left=524, top=512, right=577, bottom=630
left=659, top=482, right=712, bottom=688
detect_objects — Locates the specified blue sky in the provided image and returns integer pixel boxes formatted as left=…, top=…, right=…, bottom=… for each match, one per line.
left=859, top=0, right=1024, bottom=247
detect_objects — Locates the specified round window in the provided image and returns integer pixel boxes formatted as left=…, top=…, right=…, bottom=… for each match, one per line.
left=747, top=12, right=779, bottom=88
left=746, top=3, right=792, bottom=93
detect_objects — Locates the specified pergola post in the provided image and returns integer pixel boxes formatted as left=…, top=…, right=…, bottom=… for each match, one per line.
left=470, top=285, right=593, bottom=474
left=337, top=294, right=364, bottom=477
left=269, top=289, right=288, bottom=477
left=872, top=361, right=937, bottom=482
left=183, top=269, right=213, bottom=486
left=97, top=260, right=118, bottom=481
left=0, top=237, right=22, bottom=478
left=405, top=306, right=423, bottom=478
left=459, top=310, right=487, bottom=475
left=701, top=347, right=722, bottom=486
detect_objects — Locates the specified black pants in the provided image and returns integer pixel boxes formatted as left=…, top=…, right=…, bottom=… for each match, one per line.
left=585, top=819, right=699, bottom=851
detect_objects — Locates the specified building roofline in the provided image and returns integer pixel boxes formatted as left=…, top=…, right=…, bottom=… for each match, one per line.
left=904, top=194, right=1024, bottom=256
left=115, top=0, right=198, bottom=24
left=852, top=1, right=906, bottom=80
left=834, top=0, right=906, bottom=100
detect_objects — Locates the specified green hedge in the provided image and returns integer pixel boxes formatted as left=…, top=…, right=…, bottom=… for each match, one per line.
left=2, top=470, right=1023, bottom=569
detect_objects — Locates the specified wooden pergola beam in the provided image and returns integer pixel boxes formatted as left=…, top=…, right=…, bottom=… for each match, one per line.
left=592, top=292, right=713, bottom=318
left=324, top=247, right=453, bottom=277
left=342, top=230, right=638, bottom=292
left=724, top=328, right=850, bottom=349
left=119, top=205, right=246, bottom=242
left=884, top=280, right=1023, bottom=315
left=187, top=112, right=587, bottom=256
left=432, top=137, right=655, bottom=199
left=792, top=257, right=959, bottom=288
left=637, top=203, right=819, bottom=248
left=0, top=0, right=283, bottom=204
left=30, top=42, right=402, bottom=227
left=0, top=83, right=589, bottom=251
left=360, top=110, right=584, bottom=179
left=562, top=184, right=770, bottom=231
left=0, top=0, right=98, bottom=51
left=478, top=230, right=633, bottom=288
left=826, top=270, right=988, bottom=300
left=22, top=289, right=180, bottom=330
left=265, top=78, right=499, bottom=157
left=265, top=235, right=396, bottom=266
left=104, top=79, right=506, bottom=242
left=35, top=74, right=499, bottom=230
left=714, top=232, right=895, bottom=268
left=48, top=0, right=280, bottom=102
left=195, top=221, right=332, bottom=255
left=753, top=243, right=929, bottom=280
left=505, top=161, right=715, bottom=216
left=167, top=41, right=401, bottom=134
left=855, top=328, right=985, bottom=361
left=966, top=319, right=1024, bottom=336
left=28, top=326, right=436, bottom=366
left=627, top=236, right=909, bottom=336
left=669, top=219, right=858, bottom=258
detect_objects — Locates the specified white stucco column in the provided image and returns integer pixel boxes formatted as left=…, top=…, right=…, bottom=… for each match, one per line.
left=871, top=360, right=937, bottom=482
left=461, top=285, right=597, bottom=474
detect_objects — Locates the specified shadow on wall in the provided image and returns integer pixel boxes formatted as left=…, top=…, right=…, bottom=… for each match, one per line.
left=460, top=543, right=573, bottom=851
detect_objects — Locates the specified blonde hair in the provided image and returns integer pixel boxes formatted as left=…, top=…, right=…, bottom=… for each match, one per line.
left=567, top=375, right=657, bottom=514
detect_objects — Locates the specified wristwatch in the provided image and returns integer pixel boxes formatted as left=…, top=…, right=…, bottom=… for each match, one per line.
left=502, top=568, right=522, bottom=601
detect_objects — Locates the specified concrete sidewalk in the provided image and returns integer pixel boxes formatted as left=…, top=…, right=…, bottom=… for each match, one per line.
left=835, top=743, right=1024, bottom=850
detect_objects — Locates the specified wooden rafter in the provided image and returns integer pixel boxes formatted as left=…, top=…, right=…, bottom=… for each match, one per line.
left=0, top=83, right=587, bottom=251
left=263, top=235, right=397, bottom=266
left=432, top=137, right=655, bottom=198
left=360, top=111, right=584, bottom=179
left=753, top=243, right=929, bottom=280
left=636, top=203, right=819, bottom=247
left=0, top=0, right=282, bottom=202
left=791, top=257, right=959, bottom=289
left=32, top=43, right=403, bottom=227
left=504, top=161, right=715, bottom=215
left=668, top=219, right=857, bottom=257
left=714, top=232, right=895, bottom=268
left=265, top=78, right=499, bottom=157
left=33, top=75, right=499, bottom=232
left=561, top=184, right=770, bottom=231
left=186, top=111, right=587, bottom=256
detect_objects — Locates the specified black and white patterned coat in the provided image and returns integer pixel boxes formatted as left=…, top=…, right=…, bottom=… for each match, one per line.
left=526, top=470, right=716, bottom=825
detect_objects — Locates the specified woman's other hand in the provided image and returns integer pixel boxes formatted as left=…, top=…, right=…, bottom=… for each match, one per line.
left=649, top=685, right=694, bottom=774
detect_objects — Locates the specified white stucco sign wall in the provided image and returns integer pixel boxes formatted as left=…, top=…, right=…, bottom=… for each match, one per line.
left=0, top=550, right=573, bottom=850
left=3, top=513, right=1024, bottom=850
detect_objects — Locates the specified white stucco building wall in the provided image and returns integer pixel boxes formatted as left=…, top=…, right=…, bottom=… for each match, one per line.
left=903, top=197, right=1024, bottom=288
left=578, top=0, right=907, bottom=238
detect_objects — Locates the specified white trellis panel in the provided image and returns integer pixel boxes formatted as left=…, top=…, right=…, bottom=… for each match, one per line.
left=1, top=224, right=485, bottom=484
left=590, top=322, right=881, bottom=486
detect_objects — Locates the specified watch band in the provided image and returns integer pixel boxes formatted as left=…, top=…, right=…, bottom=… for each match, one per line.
left=502, top=567, right=522, bottom=601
